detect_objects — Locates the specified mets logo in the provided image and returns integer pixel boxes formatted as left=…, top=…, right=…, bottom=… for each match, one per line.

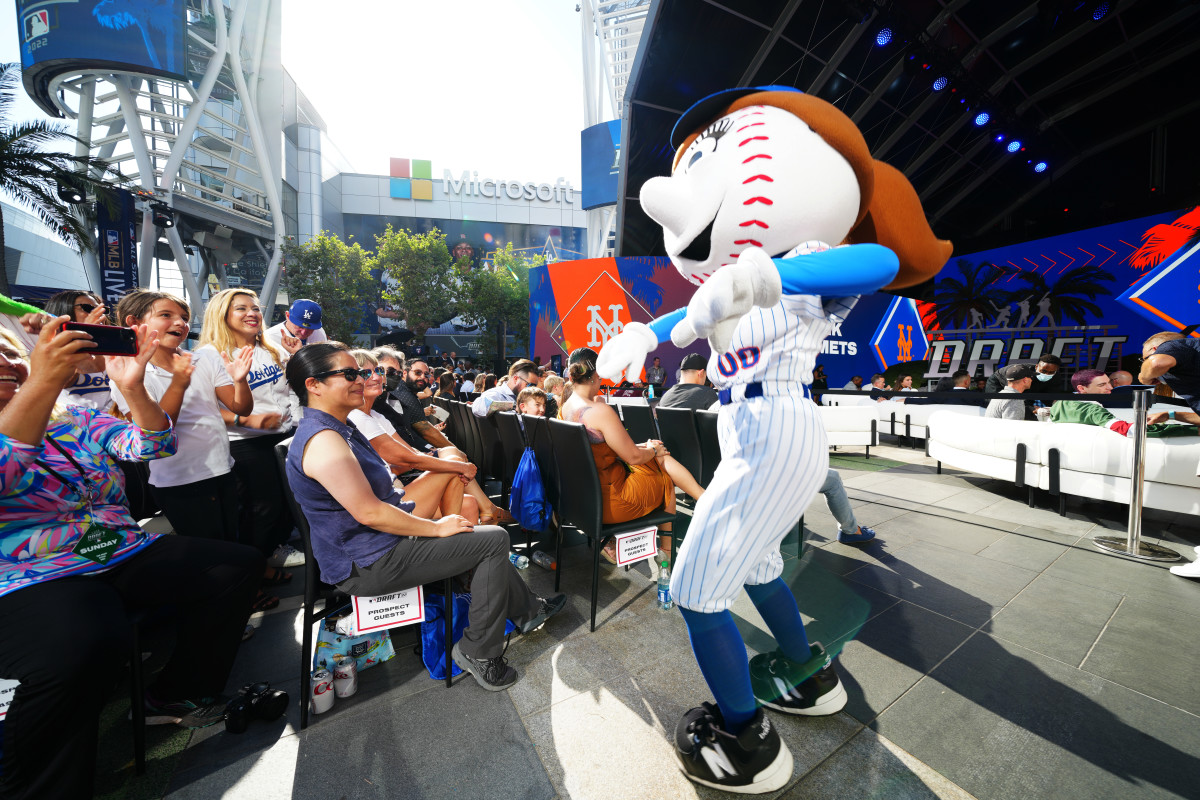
left=587, top=304, right=624, bottom=346
left=897, top=324, right=913, bottom=362
left=871, top=296, right=928, bottom=371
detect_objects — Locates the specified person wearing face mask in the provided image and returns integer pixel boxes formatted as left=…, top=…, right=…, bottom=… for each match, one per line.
left=985, top=354, right=1063, bottom=419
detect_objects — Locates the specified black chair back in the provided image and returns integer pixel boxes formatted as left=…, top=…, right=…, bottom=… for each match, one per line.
left=695, top=409, right=721, bottom=488
left=655, top=407, right=702, bottom=483
left=475, top=412, right=504, bottom=481
left=493, top=412, right=526, bottom=490
left=546, top=418, right=603, bottom=538
left=524, top=415, right=561, bottom=510
left=619, top=403, right=658, bottom=443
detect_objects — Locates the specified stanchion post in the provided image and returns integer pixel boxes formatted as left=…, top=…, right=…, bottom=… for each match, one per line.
left=1092, top=387, right=1181, bottom=562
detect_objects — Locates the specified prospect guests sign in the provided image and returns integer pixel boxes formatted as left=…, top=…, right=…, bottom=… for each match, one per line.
left=96, top=188, right=138, bottom=309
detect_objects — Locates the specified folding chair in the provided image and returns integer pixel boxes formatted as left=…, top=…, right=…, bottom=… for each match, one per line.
left=524, top=416, right=565, bottom=591
left=274, top=439, right=454, bottom=730
left=547, top=419, right=674, bottom=631
left=695, top=409, right=721, bottom=489
left=619, top=402, right=658, bottom=443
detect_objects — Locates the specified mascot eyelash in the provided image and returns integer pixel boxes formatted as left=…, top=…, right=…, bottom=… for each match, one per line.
left=695, top=118, right=733, bottom=149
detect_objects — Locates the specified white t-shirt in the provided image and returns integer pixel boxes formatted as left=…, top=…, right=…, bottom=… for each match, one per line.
left=198, top=344, right=295, bottom=441
left=460, top=381, right=475, bottom=394
left=111, top=348, right=234, bottom=487
left=264, top=321, right=327, bottom=350
left=349, top=408, right=396, bottom=440
left=59, top=371, right=112, bottom=412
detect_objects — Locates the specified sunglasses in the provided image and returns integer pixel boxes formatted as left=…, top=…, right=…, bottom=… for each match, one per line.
left=75, top=303, right=97, bottom=313
left=313, top=368, right=374, bottom=382
left=385, top=367, right=402, bottom=378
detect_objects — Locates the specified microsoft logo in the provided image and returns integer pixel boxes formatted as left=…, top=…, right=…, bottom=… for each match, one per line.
left=389, top=158, right=433, bottom=200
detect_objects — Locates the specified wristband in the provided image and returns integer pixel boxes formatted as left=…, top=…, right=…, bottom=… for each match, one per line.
left=233, top=414, right=242, bottom=427
left=1168, top=411, right=1176, bottom=420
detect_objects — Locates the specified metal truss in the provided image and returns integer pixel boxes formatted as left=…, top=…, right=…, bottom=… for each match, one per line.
left=45, top=0, right=285, bottom=317
left=582, top=0, right=650, bottom=259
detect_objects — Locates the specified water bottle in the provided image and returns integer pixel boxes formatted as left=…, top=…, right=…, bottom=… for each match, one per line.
left=647, top=383, right=655, bottom=400
left=531, top=550, right=557, bottom=570
left=509, top=552, right=529, bottom=569
left=657, top=560, right=673, bottom=610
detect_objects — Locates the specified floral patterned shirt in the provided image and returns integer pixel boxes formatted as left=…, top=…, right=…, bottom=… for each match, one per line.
left=0, top=407, right=176, bottom=598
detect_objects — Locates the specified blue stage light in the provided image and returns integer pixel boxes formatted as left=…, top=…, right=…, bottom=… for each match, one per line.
left=974, top=112, right=990, bottom=126
left=1034, top=162, right=1047, bottom=173
left=1093, top=3, right=1109, bottom=21
left=932, top=76, right=949, bottom=91
left=876, top=28, right=893, bottom=46
left=1007, top=140, right=1022, bottom=153
left=995, top=133, right=1005, bottom=142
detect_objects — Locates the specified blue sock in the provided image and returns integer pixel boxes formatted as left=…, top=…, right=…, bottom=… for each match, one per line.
left=679, top=607, right=757, bottom=733
left=745, top=578, right=811, bottom=662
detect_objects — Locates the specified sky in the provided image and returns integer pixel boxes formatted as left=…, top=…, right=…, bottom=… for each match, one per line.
left=1, top=1, right=589, bottom=184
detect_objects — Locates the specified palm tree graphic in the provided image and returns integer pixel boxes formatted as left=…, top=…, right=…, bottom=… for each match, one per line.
left=929, top=258, right=1012, bottom=329
left=1013, top=265, right=1115, bottom=326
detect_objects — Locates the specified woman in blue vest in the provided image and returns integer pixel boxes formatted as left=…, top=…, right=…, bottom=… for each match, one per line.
left=283, top=343, right=566, bottom=691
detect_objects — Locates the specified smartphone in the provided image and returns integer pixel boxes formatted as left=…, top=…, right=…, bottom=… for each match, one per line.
left=63, top=322, right=139, bottom=356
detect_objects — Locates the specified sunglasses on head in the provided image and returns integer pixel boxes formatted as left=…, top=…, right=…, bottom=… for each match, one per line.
left=313, top=367, right=374, bottom=382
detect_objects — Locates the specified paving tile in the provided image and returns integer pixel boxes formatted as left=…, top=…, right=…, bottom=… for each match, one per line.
left=844, top=475, right=967, bottom=505
left=875, top=511, right=1008, bottom=555
left=973, top=495, right=1098, bottom=536
left=835, top=600, right=975, bottom=725
left=975, top=532, right=1071, bottom=572
left=844, top=542, right=1038, bottom=627
left=782, top=727, right=976, bottom=800
left=166, top=729, right=300, bottom=800
left=1043, top=546, right=1200, bottom=615
left=294, top=682, right=552, bottom=799
left=811, top=531, right=922, bottom=573
left=1080, top=598, right=1200, bottom=715
left=985, top=574, right=1123, bottom=665
left=933, top=488, right=1010, bottom=514
left=874, top=634, right=1200, bottom=800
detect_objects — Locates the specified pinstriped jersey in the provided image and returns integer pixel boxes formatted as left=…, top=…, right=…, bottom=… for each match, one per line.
left=706, top=241, right=857, bottom=389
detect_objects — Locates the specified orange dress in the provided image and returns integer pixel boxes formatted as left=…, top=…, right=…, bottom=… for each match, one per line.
left=570, top=406, right=673, bottom=524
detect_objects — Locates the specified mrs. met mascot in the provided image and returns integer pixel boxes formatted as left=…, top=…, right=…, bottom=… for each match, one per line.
left=597, top=86, right=951, bottom=793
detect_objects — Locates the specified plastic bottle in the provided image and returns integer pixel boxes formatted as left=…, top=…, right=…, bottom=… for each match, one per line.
left=509, top=552, right=529, bottom=569
left=531, top=550, right=557, bottom=570
left=657, top=560, right=673, bottom=610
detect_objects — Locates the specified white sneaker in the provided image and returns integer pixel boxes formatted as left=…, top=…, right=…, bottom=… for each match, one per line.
left=1194, top=545, right=1200, bottom=555
left=1169, top=559, right=1200, bottom=578
left=268, top=543, right=305, bottom=569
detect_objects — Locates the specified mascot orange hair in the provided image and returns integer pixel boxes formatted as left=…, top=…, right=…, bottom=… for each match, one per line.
left=596, top=86, right=951, bottom=794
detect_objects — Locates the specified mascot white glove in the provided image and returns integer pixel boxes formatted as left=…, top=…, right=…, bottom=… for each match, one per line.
left=671, top=247, right=782, bottom=353
left=596, top=321, right=659, bottom=383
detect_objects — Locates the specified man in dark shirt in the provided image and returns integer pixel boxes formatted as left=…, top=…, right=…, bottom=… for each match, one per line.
left=657, top=353, right=718, bottom=410
left=1141, top=331, right=1200, bottom=414
left=985, top=354, right=1064, bottom=395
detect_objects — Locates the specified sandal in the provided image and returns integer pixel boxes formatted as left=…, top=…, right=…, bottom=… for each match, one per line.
left=601, top=542, right=618, bottom=565
left=480, top=507, right=515, bottom=526
left=252, top=591, right=279, bottom=612
left=262, top=567, right=292, bottom=586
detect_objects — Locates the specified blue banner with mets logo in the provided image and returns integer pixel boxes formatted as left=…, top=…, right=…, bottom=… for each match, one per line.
left=95, top=188, right=138, bottom=309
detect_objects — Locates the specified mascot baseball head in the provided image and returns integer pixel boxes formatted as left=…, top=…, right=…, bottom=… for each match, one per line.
left=640, top=85, right=951, bottom=289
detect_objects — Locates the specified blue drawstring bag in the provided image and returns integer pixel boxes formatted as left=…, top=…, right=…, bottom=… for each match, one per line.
left=421, top=593, right=515, bottom=680
left=508, top=445, right=550, bottom=532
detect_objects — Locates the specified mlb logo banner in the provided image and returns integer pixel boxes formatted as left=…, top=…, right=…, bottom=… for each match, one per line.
left=95, top=188, right=138, bottom=309
left=870, top=296, right=928, bottom=371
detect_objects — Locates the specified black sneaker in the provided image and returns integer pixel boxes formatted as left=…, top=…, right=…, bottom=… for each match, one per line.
left=142, top=696, right=228, bottom=728
left=451, top=640, right=518, bottom=691
left=519, top=593, right=567, bottom=634
left=674, top=703, right=793, bottom=794
left=749, top=643, right=847, bottom=716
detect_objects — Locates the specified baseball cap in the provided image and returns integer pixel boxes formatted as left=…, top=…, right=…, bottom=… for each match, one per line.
left=288, top=299, right=323, bottom=330
left=680, top=353, right=708, bottom=371
left=1003, top=363, right=1036, bottom=382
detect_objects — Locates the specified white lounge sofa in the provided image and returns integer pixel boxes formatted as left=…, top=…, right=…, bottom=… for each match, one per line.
left=819, top=405, right=878, bottom=457
left=927, top=409, right=1200, bottom=515
left=876, top=401, right=985, bottom=443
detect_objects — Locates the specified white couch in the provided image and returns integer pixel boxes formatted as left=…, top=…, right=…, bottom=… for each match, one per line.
left=819, top=405, right=878, bottom=456
left=927, top=409, right=1200, bottom=515
left=876, top=401, right=985, bottom=442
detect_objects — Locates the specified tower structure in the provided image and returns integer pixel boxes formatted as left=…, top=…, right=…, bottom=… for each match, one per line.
left=579, top=0, right=649, bottom=258
left=19, top=0, right=286, bottom=315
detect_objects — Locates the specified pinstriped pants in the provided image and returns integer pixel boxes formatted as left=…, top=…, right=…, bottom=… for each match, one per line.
left=670, top=394, right=828, bottom=613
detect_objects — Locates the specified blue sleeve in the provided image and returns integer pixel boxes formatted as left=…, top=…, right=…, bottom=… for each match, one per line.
left=646, top=307, right=687, bottom=345
left=778, top=244, right=899, bottom=297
